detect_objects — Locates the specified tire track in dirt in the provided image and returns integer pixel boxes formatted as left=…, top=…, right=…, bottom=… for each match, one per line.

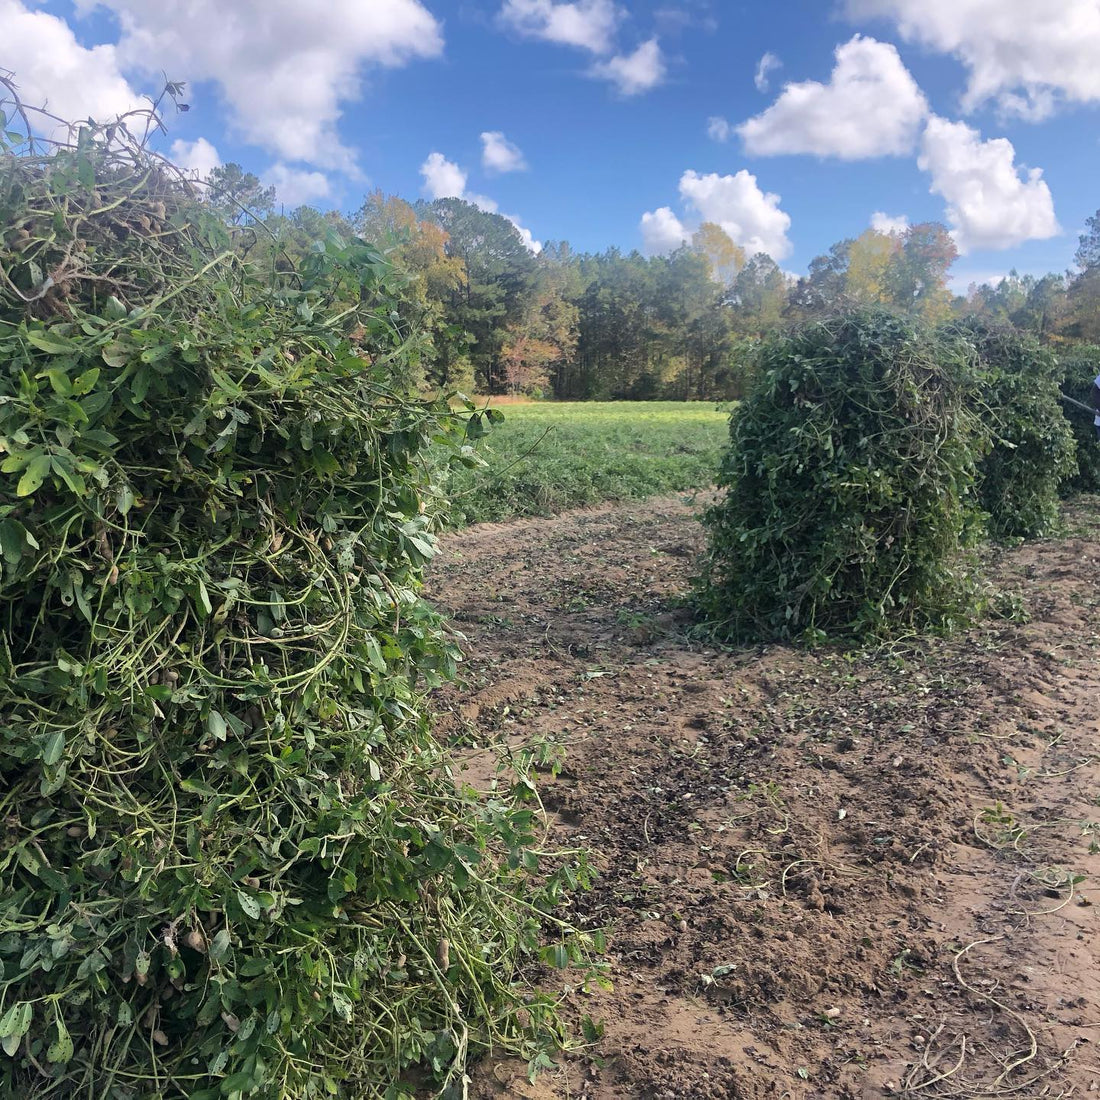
left=427, top=495, right=1100, bottom=1099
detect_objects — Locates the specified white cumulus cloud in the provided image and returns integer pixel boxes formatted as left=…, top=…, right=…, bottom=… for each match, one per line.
left=640, top=207, right=690, bottom=255
left=499, top=0, right=664, bottom=96
left=420, top=152, right=469, bottom=201
left=870, top=211, right=909, bottom=235
left=263, top=164, right=332, bottom=208
left=754, top=51, right=781, bottom=92
left=170, top=137, right=221, bottom=179
left=72, top=0, right=443, bottom=170
left=738, top=35, right=928, bottom=159
left=917, top=116, right=1059, bottom=253
left=498, top=0, right=620, bottom=54
left=0, top=0, right=142, bottom=134
left=642, top=169, right=793, bottom=260
left=591, top=38, right=666, bottom=96
left=707, top=116, right=732, bottom=142
left=419, top=151, right=542, bottom=252
left=481, top=131, right=528, bottom=174
left=679, top=169, right=793, bottom=258
left=846, top=0, right=1100, bottom=120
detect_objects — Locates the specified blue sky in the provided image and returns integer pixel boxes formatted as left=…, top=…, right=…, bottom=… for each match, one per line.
left=7, top=0, right=1100, bottom=291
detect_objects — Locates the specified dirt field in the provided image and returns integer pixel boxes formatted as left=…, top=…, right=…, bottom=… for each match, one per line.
left=427, top=494, right=1100, bottom=1099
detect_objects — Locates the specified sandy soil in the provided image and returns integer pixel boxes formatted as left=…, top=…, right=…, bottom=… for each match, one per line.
left=426, top=494, right=1100, bottom=1100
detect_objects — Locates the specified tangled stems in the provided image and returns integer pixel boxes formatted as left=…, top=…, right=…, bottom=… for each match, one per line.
left=947, top=319, right=1076, bottom=540
left=695, top=311, right=989, bottom=642
left=1057, top=343, right=1100, bottom=496
left=0, top=91, right=594, bottom=1098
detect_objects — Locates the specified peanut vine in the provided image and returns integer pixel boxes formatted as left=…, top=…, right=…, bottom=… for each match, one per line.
left=0, top=86, right=594, bottom=1099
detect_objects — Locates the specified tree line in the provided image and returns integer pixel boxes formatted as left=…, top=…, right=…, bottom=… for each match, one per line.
left=206, top=162, right=1100, bottom=400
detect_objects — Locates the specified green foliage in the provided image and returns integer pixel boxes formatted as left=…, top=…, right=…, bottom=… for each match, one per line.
left=728, top=253, right=788, bottom=335
left=568, top=249, right=747, bottom=402
left=1058, top=343, right=1100, bottom=494
left=950, top=320, right=1076, bottom=539
left=206, top=162, right=276, bottom=223
left=789, top=223, right=958, bottom=323
left=961, top=271, right=1069, bottom=338
left=445, top=402, right=729, bottom=525
left=695, top=311, right=988, bottom=642
left=1075, top=210, right=1100, bottom=272
left=353, top=192, right=468, bottom=394
left=0, top=105, right=592, bottom=1097
left=415, top=198, right=538, bottom=394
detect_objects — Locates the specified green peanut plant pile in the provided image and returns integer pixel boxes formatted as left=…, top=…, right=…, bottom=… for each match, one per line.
left=0, top=94, right=593, bottom=1098
left=695, top=311, right=990, bottom=642
left=1058, top=343, right=1100, bottom=495
left=954, top=320, right=1076, bottom=540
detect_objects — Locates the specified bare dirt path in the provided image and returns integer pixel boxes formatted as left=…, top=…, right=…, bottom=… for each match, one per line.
left=426, top=495, right=1100, bottom=1100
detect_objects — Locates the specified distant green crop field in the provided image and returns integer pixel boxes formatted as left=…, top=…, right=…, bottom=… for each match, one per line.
left=444, top=401, right=731, bottom=526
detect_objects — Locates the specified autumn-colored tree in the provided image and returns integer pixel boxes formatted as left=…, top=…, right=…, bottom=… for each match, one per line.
left=355, top=191, right=468, bottom=389
left=356, top=189, right=419, bottom=238
left=499, top=330, right=557, bottom=394
left=416, top=198, right=539, bottom=392
left=845, top=229, right=899, bottom=305
left=691, top=222, right=746, bottom=285
left=883, top=222, right=957, bottom=320
left=502, top=246, right=580, bottom=395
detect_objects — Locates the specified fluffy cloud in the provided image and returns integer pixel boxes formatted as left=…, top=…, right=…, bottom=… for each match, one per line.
left=738, top=35, right=927, bottom=159
left=754, top=51, right=781, bottom=92
left=419, top=152, right=542, bottom=252
left=642, top=169, right=793, bottom=259
left=871, top=211, right=909, bottom=235
left=679, top=170, right=792, bottom=258
left=917, top=116, right=1059, bottom=252
left=170, top=137, right=221, bottom=179
left=73, top=0, right=443, bottom=169
left=498, top=0, right=620, bottom=54
left=499, top=0, right=664, bottom=96
left=591, top=38, right=666, bottom=96
left=481, top=131, right=528, bottom=174
left=707, top=116, right=732, bottom=142
left=263, top=164, right=332, bottom=208
left=420, top=152, right=468, bottom=200
left=846, top=0, right=1100, bottom=119
left=0, top=0, right=142, bottom=134
left=640, top=207, right=690, bottom=255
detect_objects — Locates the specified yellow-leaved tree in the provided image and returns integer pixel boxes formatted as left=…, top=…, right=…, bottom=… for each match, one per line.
left=691, top=222, right=746, bottom=285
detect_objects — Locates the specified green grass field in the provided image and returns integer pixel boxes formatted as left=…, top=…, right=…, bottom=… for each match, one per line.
left=445, top=401, right=731, bottom=526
